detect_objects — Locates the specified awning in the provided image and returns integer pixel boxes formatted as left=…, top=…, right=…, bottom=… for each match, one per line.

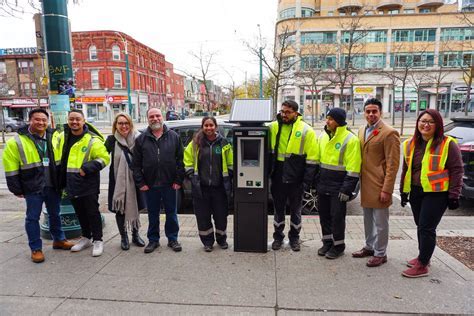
left=10, top=104, right=49, bottom=108
left=423, top=87, right=448, bottom=94
left=325, top=88, right=351, bottom=96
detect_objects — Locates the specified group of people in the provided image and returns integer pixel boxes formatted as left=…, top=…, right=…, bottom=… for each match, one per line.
left=3, top=97, right=464, bottom=279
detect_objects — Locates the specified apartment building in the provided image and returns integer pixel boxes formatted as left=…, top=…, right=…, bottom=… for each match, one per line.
left=276, top=0, right=474, bottom=116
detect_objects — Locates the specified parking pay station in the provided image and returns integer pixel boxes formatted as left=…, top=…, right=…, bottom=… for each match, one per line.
left=229, top=99, right=273, bottom=253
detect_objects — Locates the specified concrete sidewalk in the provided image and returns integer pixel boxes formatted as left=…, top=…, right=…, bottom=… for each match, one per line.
left=0, top=212, right=473, bottom=315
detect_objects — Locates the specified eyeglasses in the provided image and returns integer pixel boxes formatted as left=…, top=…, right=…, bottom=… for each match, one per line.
left=117, top=122, right=130, bottom=126
left=419, top=120, right=436, bottom=126
left=280, top=110, right=295, bottom=116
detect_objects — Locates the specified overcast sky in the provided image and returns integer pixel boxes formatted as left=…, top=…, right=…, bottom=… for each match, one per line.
left=0, top=0, right=277, bottom=86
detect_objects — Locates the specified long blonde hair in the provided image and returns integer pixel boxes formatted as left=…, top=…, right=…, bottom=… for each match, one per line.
left=112, top=112, right=134, bottom=135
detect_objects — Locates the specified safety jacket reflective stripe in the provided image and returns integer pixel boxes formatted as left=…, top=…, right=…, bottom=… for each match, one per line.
left=318, top=126, right=361, bottom=177
left=269, top=116, right=319, bottom=164
left=184, top=141, right=233, bottom=176
left=402, top=136, right=453, bottom=193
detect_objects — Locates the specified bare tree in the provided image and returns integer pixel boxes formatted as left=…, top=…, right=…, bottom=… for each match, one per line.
left=409, top=71, right=431, bottom=118
left=246, top=23, right=298, bottom=115
left=187, top=46, right=217, bottom=113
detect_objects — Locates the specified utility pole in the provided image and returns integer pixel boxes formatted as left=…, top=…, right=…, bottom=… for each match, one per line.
left=115, top=32, right=133, bottom=118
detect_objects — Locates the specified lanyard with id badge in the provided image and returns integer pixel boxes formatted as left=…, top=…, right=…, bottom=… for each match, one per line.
left=36, top=139, right=49, bottom=167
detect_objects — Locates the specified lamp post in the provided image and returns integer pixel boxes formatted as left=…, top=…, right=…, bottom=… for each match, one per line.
left=115, top=32, right=133, bottom=118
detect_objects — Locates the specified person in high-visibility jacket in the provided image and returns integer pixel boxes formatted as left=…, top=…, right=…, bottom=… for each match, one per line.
left=400, top=109, right=463, bottom=278
left=317, top=108, right=361, bottom=259
left=57, top=110, right=110, bottom=257
left=269, top=100, right=319, bottom=252
left=2, top=108, right=74, bottom=263
left=184, top=117, right=233, bottom=252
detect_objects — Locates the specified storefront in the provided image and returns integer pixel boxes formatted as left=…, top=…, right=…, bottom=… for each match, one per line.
left=0, top=98, right=49, bottom=120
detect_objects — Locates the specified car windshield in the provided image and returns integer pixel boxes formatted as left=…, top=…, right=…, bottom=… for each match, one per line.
left=445, top=126, right=474, bottom=143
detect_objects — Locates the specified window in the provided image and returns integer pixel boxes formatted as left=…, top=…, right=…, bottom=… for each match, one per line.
left=441, top=28, right=474, bottom=41
left=89, top=45, right=97, bottom=60
left=279, top=7, right=295, bottom=19
left=364, top=10, right=374, bottom=15
left=301, top=32, right=336, bottom=44
left=388, top=9, right=399, bottom=15
left=17, top=60, right=34, bottom=75
left=327, top=11, right=334, bottom=16
left=300, top=55, right=336, bottom=70
left=391, top=53, right=435, bottom=68
left=279, top=32, right=296, bottom=45
left=419, top=8, right=431, bottom=13
left=339, top=11, right=346, bottom=16
left=112, top=45, right=120, bottom=60
left=301, top=7, right=315, bottom=17
left=404, top=9, right=415, bottom=14
left=342, top=30, right=387, bottom=43
left=392, top=29, right=436, bottom=42
left=282, top=56, right=296, bottom=71
left=0, top=61, right=6, bottom=74
left=440, top=51, right=474, bottom=67
left=341, top=54, right=385, bottom=69
left=91, top=70, right=99, bottom=89
left=113, top=70, right=122, bottom=88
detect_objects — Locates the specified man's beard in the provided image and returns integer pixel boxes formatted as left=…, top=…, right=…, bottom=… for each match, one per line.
left=149, top=122, right=162, bottom=131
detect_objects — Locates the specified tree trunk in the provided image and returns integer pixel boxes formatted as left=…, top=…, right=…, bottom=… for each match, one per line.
left=401, top=83, right=405, bottom=136
left=351, top=83, right=355, bottom=126
left=391, top=85, right=395, bottom=126
left=416, top=89, right=421, bottom=118
left=466, top=70, right=473, bottom=117
left=311, top=91, right=315, bottom=127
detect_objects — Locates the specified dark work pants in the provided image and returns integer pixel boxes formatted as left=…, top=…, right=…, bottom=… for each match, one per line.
left=71, top=194, right=103, bottom=241
left=271, top=173, right=303, bottom=243
left=409, top=186, right=448, bottom=266
left=193, top=186, right=228, bottom=246
left=318, top=193, right=347, bottom=247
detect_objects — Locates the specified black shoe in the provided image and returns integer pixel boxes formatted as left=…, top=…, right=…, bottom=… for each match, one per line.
left=132, top=231, right=145, bottom=247
left=204, top=245, right=213, bottom=252
left=290, top=240, right=300, bottom=252
left=272, top=239, right=283, bottom=251
left=120, top=235, right=130, bottom=251
left=168, top=240, right=182, bottom=252
left=325, top=245, right=345, bottom=259
left=318, top=241, right=333, bottom=256
left=218, top=241, right=229, bottom=250
left=144, top=241, right=159, bottom=253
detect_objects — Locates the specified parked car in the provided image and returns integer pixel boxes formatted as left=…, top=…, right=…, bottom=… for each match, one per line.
left=0, top=117, right=26, bottom=132
left=164, top=119, right=361, bottom=215
left=444, top=116, right=474, bottom=200
left=166, top=110, right=181, bottom=121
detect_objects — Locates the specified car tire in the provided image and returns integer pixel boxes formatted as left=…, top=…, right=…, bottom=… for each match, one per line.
left=302, top=189, right=318, bottom=215
left=5, top=126, right=13, bottom=133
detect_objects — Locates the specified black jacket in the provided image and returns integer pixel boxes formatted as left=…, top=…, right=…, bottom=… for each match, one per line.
left=5, top=126, right=60, bottom=195
left=132, top=125, right=184, bottom=188
left=104, top=135, right=146, bottom=212
left=197, top=134, right=228, bottom=187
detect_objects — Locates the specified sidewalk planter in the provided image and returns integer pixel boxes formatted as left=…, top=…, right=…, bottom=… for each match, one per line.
left=40, top=198, right=105, bottom=240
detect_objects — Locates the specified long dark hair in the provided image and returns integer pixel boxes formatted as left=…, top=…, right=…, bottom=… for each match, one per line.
left=192, top=116, right=218, bottom=150
left=414, top=109, right=445, bottom=149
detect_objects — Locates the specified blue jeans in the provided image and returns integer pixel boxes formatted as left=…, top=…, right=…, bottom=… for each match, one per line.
left=145, top=186, right=179, bottom=242
left=25, top=187, right=65, bottom=251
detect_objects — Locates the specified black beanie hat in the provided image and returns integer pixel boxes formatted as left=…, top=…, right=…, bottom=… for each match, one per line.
left=327, top=108, right=347, bottom=126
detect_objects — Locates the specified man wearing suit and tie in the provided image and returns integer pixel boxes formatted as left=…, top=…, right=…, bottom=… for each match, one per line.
left=352, top=98, right=400, bottom=267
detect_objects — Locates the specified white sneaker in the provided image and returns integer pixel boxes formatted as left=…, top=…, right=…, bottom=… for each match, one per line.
left=92, top=240, right=103, bottom=257
left=70, top=237, right=92, bottom=252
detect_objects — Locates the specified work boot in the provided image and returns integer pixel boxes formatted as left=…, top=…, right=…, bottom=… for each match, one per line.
left=271, top=239, right=283, bottom=251
left=120, top=234, right=130, bottom=251
left=204, top=245, right=213, bottom=252
left=325, top=245, right=345, bottom=259
left=218, top=241, right=229, bottom=250
left=290, top=240, right=301, bottom=252
left=52, top=240, right=74, bottom=250
left=144, top=241, right=160, bottom=253
left=317, top=240, right=333, bottom=256
left=168, top=240, right=182, bottom=252
left=132, top=229, right=145, bottom=247
left=31, top=250, right=44, bottom=263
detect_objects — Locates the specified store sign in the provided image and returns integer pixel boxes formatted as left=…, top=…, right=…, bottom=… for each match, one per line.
left=0, top=98, right=48, bottom=106
left=76, top=96, right=105, bottom=104
left=107, top=96, right=128, bottom=103
left=0, top=47, right=37, bottom=56
left=353, top=86, right=375, bottom=96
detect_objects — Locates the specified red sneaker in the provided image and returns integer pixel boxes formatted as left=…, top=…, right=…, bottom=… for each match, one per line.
left=407, top=257, right=430, bottom=268
left=402, top=263, right=429, bottom=278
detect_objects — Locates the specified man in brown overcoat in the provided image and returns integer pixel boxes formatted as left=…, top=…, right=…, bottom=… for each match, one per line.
left=352, top=98, right=400, bottom=267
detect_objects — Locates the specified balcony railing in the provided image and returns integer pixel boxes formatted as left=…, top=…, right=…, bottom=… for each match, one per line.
left=416, top=0, right=444, bottom=8
left=337, top=0, right=363, bottom=11
left=376, top=0, right=402, bottom=10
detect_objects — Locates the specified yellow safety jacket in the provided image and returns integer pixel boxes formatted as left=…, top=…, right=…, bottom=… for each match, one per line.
left=269, top=114, right=319, bottom=184
left=184, top=135, right=233, bottom=197
left=402, top=136, right=454, bottom=193
left=57, top=123, right=110, bottom=198
left=318, top=125, right=361, bottom=195
left=3, top=126, right=61, bottom=195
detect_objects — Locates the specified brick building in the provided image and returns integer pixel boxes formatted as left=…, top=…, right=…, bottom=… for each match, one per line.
left=0, top=47, right=48, bottom=120
left=72, top=30, right=167, bottom=123
left=165, top=61, right=185, bottom=115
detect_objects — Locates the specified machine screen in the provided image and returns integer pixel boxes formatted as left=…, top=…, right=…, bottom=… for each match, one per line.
left=242, top=139, right=260, bottom=167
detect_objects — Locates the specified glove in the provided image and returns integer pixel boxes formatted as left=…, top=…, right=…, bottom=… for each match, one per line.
left=401, top=193, right=409, bottom=207
left=338, top=192, right=350, bottom=202
left=448, top=198, right=459, bottom=210
left=185, top=169, right=194, bottom=179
